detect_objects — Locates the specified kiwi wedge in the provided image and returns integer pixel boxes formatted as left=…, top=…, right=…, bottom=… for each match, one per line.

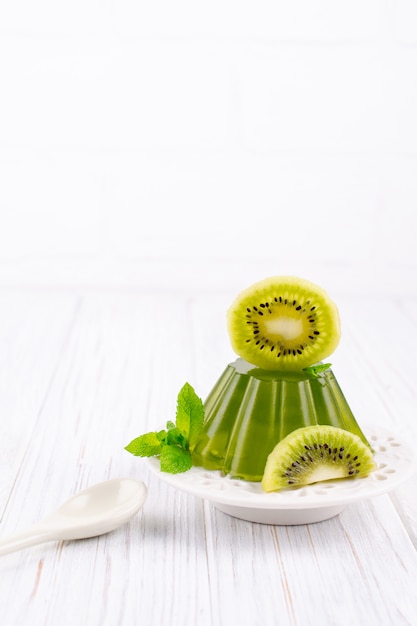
left=227, top=276, right=340, bottom=371
left=262, top=425, right=376, bottom=492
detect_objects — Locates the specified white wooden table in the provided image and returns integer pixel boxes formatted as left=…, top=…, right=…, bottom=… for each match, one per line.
left=0, top=289, right=416, bottom=626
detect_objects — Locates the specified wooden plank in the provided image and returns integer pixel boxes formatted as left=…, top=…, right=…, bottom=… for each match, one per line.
left=332, top=297, right=417, bottom=547
left=0, top=292, right=77, bottom=517
left=201, top=496, right=417, bottom=626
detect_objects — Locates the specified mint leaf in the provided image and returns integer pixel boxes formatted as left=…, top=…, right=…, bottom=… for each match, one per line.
left=160, top=445, right=192, bottom=474
left=156, top=429, right=168, bottom=443
left=175, top=382, right=204, bottom=450
left=303, top=363, right=332, bottom=377
left=125, top=432, right=164, bottom=457
left=166, top=426, right=186, bottom=447
left=124, top=382, right=205, bottom=474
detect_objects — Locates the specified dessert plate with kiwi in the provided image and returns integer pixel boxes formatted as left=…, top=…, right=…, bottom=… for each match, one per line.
left=146, top=425, right=414, bottom=524
left=129, top=276, right=415, bottom=524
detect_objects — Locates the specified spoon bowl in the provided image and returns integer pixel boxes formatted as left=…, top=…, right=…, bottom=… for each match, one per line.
left=0, top=478, right=147, bottom=556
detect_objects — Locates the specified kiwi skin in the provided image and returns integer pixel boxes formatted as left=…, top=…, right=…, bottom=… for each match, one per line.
left=227, top=276, right=341, bottom=371
left=262, top=425, right=376, bottom=492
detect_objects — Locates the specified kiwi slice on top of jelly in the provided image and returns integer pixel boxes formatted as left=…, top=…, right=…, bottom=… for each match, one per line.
left=262, top=425, right=376, bottom=492
left=227, top=276, right=341, bottom=371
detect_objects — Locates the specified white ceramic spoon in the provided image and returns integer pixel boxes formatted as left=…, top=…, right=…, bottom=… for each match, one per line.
left=0, top=478, right=147, bottom=556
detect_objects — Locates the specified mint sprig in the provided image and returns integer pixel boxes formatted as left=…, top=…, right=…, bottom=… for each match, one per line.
left=124, top=382, right=204, bottom=474
left=303, top=363, right=332, bottom=377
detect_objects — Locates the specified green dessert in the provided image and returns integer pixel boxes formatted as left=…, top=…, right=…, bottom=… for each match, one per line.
left=192, top=275, right=375, bottom=487
left=126, top=275, right=376, bottom=491
left=192, top=359, right=370, bottom=481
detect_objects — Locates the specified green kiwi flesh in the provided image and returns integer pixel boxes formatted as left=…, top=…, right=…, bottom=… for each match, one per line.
left=262, top=425, right=376, bottom=492
left=227, top=276, right=341, bottom=371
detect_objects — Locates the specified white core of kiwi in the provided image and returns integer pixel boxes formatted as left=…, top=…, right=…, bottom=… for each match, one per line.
left=264, top=316, right=303, bottom=341
left=303, top=465, right=348, bottom=484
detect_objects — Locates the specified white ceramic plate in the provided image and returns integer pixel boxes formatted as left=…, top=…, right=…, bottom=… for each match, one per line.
left=146, top=427, right=416, bottom=525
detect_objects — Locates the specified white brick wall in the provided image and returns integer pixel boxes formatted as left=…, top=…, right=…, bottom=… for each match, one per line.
left=0, top=2, right=416, bottom=294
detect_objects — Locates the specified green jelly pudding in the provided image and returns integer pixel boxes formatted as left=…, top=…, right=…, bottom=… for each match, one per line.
left=192, top=358, right=370, bottom=482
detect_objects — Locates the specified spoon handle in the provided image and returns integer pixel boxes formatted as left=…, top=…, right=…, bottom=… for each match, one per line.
left=0, top=526, right=54, bottom=556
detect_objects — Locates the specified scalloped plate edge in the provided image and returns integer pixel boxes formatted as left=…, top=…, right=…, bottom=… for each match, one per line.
left=144, top=426, right=416, bottom=514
